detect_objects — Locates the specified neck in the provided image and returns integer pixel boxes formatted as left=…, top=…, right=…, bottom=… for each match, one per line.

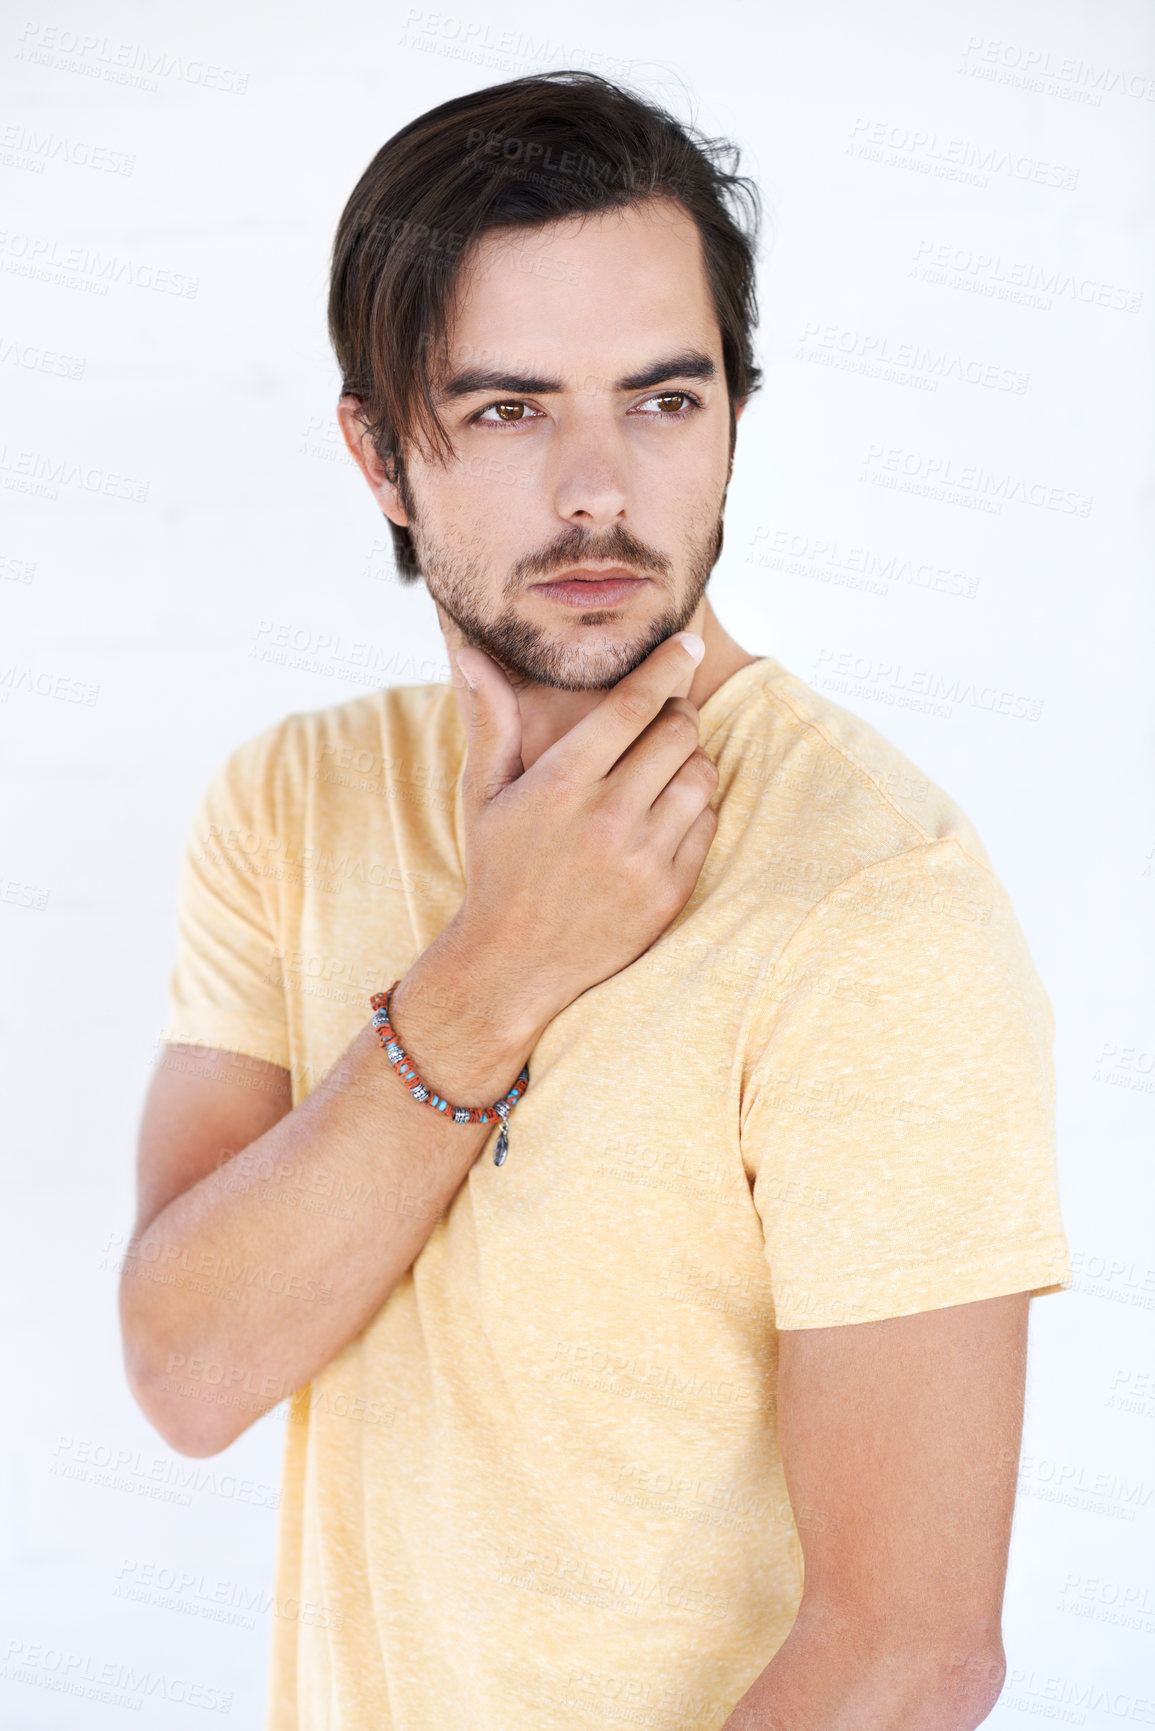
left=439, top=596, right=761, bottom=770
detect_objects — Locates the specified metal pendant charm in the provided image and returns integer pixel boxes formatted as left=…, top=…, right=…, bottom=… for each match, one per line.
left=490, top=1079, right=524, bottom=1169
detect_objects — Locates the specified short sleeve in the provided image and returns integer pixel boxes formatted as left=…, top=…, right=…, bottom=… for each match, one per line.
left=739, top=840, right=1073, bottom=1329
left=163, top=725, right=292, bottom=1071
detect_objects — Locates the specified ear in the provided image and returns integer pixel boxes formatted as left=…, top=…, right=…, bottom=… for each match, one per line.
left=733, top=395, right=748, bottom=423
left=337, top=395, right=411, bottom=528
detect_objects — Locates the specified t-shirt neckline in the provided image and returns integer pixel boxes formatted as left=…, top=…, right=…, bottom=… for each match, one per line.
left=446, top=651, right=775, bottom=877
left=697, top=654, right=775, bottom=740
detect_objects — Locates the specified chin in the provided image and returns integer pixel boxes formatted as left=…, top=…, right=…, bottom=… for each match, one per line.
left=529, top=631, right=669, bottom=692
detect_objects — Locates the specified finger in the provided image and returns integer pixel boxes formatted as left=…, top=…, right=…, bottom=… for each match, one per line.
left=670, top=799, right=719, bottom=882
left=456, top=646, right=525, bottom=807
left=536, top=632, right=706, bottom=786
left=649, top=750, right=720, bottom=858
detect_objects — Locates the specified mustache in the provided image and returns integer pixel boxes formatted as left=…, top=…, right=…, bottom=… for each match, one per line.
left=510, top=523, right=672, bottom=584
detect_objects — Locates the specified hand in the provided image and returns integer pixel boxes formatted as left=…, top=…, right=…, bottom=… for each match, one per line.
left=446, top=632, right=719, bottom=1031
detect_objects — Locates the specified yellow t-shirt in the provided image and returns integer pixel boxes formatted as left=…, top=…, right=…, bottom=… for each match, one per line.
left=164, top=653, right=1072, bottom=1731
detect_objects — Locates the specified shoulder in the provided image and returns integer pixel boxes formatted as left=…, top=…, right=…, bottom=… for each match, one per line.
left=720, top=657, right=997, bottom=879
left=710, top=658, right=1051, bottom=1001
left=719, top=665, right=1052, bottom=1028
left=210, top=682, right=453, bottom=813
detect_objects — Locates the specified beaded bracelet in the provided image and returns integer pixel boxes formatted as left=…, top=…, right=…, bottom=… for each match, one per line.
left=369, top=981, right=530, bottom=1167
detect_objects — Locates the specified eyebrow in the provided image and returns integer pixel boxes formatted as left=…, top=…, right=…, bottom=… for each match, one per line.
left=438, top=350, right=718, bottom=400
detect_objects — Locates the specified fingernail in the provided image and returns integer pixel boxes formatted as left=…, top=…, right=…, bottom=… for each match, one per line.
left=455, top=650, right=476, bottom=690
left=676, top=632, right=705, bottom=664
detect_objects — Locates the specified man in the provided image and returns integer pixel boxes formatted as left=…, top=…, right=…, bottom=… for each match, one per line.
left=120, top=70, right=1072, bottom=1731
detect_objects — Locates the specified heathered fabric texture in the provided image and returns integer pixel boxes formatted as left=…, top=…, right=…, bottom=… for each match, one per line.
left=164, top=654, right=1072, bottom=1731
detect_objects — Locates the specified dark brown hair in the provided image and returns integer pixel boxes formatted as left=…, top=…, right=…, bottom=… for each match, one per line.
left=328, top=69, right=763, bottom=582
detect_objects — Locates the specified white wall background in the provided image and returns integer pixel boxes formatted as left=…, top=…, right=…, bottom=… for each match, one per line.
left=2, top=0, right=1152, bottom=1723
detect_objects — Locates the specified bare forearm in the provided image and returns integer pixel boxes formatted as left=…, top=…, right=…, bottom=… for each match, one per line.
left=720, top=1612, right=1004, bottom=1731
left=121, top=928, right=544, bottom=1453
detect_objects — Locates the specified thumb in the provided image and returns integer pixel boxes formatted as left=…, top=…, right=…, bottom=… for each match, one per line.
left=454, top=646, right=525, bottom=806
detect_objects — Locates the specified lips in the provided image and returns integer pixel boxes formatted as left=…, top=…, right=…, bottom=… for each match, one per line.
left=530, top=568, right=649, bottom=607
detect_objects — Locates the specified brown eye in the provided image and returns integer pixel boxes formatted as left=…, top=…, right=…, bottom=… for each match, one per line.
left=655, top=393, right=686, bottom=412
left=494, top=402, right=524, bottom=421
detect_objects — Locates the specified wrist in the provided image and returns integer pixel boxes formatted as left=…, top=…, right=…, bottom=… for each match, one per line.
left=433, top=911, right=561, bottom=1048
left=388, top=931, right=545, bottom=1105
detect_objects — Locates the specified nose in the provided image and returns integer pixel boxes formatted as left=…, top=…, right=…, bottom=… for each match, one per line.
left=550, top=415, right=630, bottom=530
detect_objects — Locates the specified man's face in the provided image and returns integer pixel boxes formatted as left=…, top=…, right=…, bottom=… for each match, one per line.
left=364, top=197, right=741, bottom=691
